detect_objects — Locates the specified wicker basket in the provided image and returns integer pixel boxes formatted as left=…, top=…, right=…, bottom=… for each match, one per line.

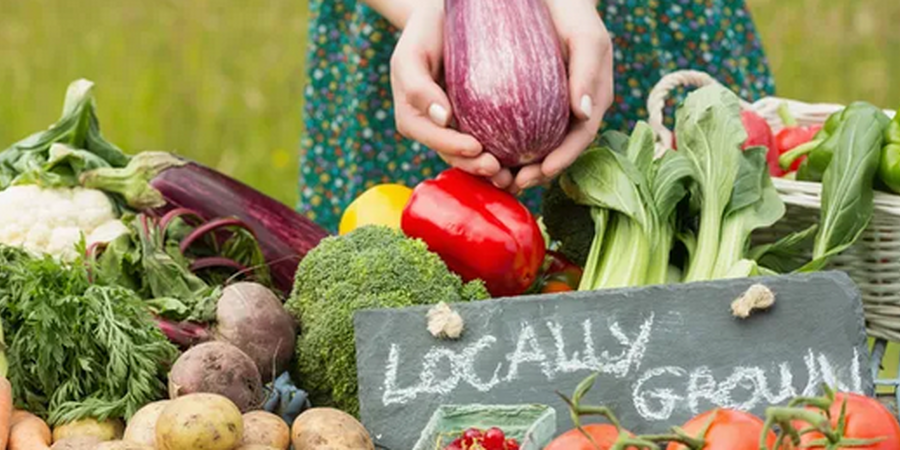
left=646, top=70, right=900, bottom=342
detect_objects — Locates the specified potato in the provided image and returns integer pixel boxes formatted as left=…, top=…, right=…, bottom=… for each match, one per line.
left=168, top=341, right=265, bottom=412
left=156, top=393, right=243, bottom=450
left=94, top=441, right=154, bottom=450
left=123, top=400, right=170, bottom=447
left=291, top=408, right=374, bottom=450
left=240, top=411, right=290, bottom=450
left=53, top=418, right=124, bottom=442
left=235, top=446, right=280, bottom=450
left=50, top=436, right=103, bottom=450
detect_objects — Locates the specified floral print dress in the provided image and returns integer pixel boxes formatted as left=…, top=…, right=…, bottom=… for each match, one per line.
left=300, top=0, right=775, bottom=233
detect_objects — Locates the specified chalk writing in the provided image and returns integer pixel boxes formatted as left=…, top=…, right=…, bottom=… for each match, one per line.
left=631, top=348, right=863, bottom=421
left=381, top=315, right=863, bottom=423
left=382, top=314, right=655, bottom=406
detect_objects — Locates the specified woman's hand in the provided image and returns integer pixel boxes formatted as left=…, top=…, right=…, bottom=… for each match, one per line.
left=390, top=2, right=501, bottom=177
left=498, top=0, right=614, bottom=193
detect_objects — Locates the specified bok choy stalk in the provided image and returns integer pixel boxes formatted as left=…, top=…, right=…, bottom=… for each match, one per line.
left=712, top=147, right=785, bottom=278
left=674, top=85, right=746, bottom=282
left=562, top=122, right=690, bottom=290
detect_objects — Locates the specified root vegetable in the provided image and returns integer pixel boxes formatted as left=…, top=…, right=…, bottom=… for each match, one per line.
left=124, top=400, right=170, bottom=447
left=291, top=408, right=373, bottom=450
left=241, top=411, right=290, bottom=450
left=215, top=282, right=297, bottom=382
left=168, top=341, right=265, bottom=412
left=50, top=436, right=103, bottom=450
left=9, top=410, right=52, bottom=450
left=236, top=446, right=280, bottom=450
left=95, top=440, right=155, bottom=450
left=53, top=417, right=124, bottom=442
left=156, top=393, right=243, bottom=450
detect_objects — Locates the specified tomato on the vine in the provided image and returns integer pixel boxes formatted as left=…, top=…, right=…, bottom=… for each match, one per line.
left=667, top=409, right=775, bottom=450
left=790, top=393, right=900, bottom=450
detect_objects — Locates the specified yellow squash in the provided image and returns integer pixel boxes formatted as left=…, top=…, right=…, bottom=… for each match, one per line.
left=339, top=184, right=413, bottom=235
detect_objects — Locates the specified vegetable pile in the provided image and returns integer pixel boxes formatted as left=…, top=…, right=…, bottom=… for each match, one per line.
left=1, top=28, right=898, bottom=449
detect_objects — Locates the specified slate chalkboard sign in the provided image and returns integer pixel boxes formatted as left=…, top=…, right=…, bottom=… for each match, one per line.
left=353, top=271, right=872, bottom=450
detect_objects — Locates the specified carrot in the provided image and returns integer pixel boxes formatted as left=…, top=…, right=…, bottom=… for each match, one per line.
left=0, top=378, right=11, bottom=450
left=9, top=409, right=52, bottom=450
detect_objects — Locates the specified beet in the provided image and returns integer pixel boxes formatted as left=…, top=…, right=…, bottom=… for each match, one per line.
left=214, top=282, right=297, bottom=383
left=443, top=0, right=570, bottom=167
left=168, top=341, right=265, bottom=413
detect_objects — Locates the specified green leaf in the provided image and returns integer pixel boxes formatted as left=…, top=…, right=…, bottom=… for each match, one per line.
left=750, top=225, right=819, bottom=274
left=800, top=105, right=890, bottom=272
left=0, top=79, right=129, bottom=190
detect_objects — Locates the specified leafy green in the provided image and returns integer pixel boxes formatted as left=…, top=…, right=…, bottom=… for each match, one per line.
left=0, top=245, right=178, bottom=425
left=0, top=79, right=129, bottom=190
left=284, top=226, right=489, bottom=417
left=673, top=85, right=746, bottom=282
left=799, top=103, right=891, bottom=271
left=713, top=147, right=785, bottom=278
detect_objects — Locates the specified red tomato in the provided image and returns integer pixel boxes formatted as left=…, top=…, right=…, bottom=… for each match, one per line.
left=791, top=393, right=900, bottom=450
left=667, top=409, right=776, bottom=450
left=545, top=424, right=635, bottom=450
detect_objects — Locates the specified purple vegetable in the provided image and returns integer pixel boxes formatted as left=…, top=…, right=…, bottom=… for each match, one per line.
left=444, top=0, right=570, bottom=167
left=80, top=152, right=331, bottom=296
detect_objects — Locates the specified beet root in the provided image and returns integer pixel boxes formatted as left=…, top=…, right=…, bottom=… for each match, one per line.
left=168, top=341, right=265, bottom=412
left=214, top=282, right=297, bottom=382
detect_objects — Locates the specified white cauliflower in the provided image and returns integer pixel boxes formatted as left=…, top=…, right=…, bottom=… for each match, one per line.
left=0, top=185, right=129, bottom=261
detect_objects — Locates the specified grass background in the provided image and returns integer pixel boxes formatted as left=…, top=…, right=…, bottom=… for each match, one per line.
left=1, top=1, right=899, bottom=380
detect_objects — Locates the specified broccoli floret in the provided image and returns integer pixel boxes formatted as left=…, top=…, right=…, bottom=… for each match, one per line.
left=285, top=226, right=489, bottom=417
left=541, top=178, right=594, bottom=267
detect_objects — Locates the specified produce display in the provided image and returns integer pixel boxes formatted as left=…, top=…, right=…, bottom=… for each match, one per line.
left=0, top=13, right=898, bottom=449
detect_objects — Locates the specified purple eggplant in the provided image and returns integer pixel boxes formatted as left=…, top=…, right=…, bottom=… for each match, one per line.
left=443, top=0, right=570, bottom=167
left=81, top=151, right=330, bottom=296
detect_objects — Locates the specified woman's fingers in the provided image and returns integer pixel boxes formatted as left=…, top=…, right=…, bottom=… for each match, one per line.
left=438, top=151, right=502, bottom=177
left=491, top=169, right=514, bottom=190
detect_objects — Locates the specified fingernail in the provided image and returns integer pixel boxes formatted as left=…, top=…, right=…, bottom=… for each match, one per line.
left=428, top=103, right=449, bottom=127
left=520, top=180, right=537, bottom=190
left=580, top=95, right=593, bottom=119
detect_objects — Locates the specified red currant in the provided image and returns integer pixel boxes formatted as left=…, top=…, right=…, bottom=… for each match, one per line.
left=462, top=428, right=483, bottom=447
left=482, top=428, right=505, bottom=450
left=505, top=438, right=520, bottom=450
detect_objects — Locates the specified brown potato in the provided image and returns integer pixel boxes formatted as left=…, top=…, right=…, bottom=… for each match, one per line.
left=235, top=446, right=280, bottom=450
left=156, top=393, right=243, bottom=450
left=241, top=411, right=290, bottom=450
left=52, top=418, right=124, bottom=442
left=94, top=441, right=154, bottom=450
left=50, top=436, right=103, bottom=450
left=123, top=400, right=170, bottom=447
left=291, top=408, right=374, bottom=450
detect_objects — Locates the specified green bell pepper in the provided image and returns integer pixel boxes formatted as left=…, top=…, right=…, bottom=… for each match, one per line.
left=878, top=111, right=900, bottom=193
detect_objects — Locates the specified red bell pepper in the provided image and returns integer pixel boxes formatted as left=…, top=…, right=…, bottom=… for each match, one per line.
left=674, top=110, right=781, bottom=177
left=775, top=103, right=823, bottom=172
left=401, top=168, right=545, bottom=298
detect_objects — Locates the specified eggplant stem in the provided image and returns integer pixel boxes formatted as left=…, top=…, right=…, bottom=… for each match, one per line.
left=180, top=218, right=254, bottom=254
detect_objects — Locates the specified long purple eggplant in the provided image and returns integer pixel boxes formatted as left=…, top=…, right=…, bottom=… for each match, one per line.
left=81, top=151, right=330, bottom=296
left=444, top=0, right=570, bottom=167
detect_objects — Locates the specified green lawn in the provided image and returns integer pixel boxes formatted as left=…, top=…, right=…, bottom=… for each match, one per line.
left=1, top=0, right=899, bottom=381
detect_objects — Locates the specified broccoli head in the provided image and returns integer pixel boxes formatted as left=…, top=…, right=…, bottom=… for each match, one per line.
left=285, top=225, right=489, bottom=417
left=541, top=177, right=594, bottom=267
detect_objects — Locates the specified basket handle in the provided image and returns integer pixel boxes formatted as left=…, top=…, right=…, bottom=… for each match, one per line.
left=646, top=70, right=753, bottom=156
